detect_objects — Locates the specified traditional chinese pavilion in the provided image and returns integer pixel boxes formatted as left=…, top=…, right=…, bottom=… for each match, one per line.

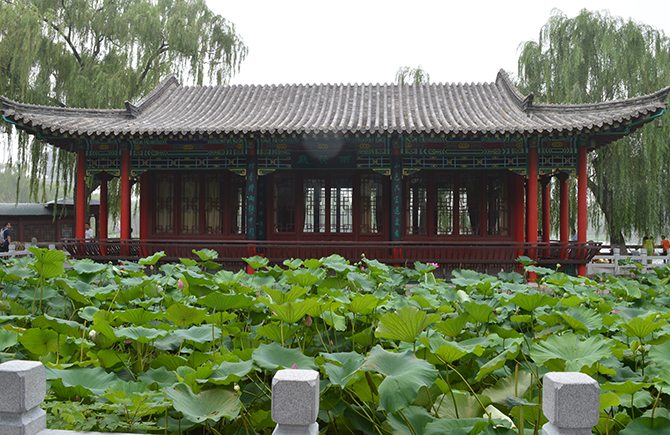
left=2, top=71, right=668, bottom=275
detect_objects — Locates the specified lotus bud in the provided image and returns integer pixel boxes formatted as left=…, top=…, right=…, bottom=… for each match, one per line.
left=177, top=279, right=185, bottom=290
left=631, top=340, right=641, bottom=353
left=304, top=315, right=313, bottom=327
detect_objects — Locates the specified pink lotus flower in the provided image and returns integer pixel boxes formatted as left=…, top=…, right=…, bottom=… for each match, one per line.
left=304, top=316, right=313, bottom=326
left=177, top=279, right=185, bottom=290
left=291, top=363, right=298, bottom=369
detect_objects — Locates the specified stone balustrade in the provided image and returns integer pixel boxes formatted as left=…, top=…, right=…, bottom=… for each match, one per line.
left=0, top=360, right=602, bottom=435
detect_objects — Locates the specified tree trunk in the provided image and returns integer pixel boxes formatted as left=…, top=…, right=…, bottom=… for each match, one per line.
left=587, top=177, right=627, bottom=252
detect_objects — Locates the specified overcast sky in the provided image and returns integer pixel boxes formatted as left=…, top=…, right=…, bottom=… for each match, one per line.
left=208, top=0, right=670, bottom=87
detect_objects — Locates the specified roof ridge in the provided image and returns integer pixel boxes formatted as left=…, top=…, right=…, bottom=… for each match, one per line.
left=125, top=75, right=180, bottom=118
left=495, top=69, right=534, bottom=112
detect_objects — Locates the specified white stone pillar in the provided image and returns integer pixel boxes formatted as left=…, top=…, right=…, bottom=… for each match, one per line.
left=0, top=361, right=47, bottom=435
left=543, top=372, right=600, bottom=435
left=271, top=369, right=319, bottom=435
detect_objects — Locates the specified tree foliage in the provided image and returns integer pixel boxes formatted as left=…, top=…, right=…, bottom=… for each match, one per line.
left=0, top=0, right=247, bottom=205
left=395, top=65, right=430, bottom=85
left=517, top=9, right=670, bottom=244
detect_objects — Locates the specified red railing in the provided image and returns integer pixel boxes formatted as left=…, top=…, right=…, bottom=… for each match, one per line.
left=61, top=239, right=601, bottom=271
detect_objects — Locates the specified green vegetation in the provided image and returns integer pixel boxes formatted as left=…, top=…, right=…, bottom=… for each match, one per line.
left=517, top=9, right=670, bottom=245
left=0, top=0, right=247, bottom=205
left=2, top=249, right=670, bottom=434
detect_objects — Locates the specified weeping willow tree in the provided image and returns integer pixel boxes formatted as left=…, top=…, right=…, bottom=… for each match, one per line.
left=0, top=0, right=247, bottom=214
left=395, top=66, right=430, bottom=85
left=517, top=9, right=670, bottom=246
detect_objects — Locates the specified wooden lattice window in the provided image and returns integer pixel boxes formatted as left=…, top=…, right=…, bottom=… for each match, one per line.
left=180, top=174, right=200, bottom=234
left=458, top=174, right=481, bottom=236
left=360, top=173, right=383, bottom=233
left=42, top=225, right=55, bottom=242
left=406, top=173, right=427, bottom=235
left=330, top=176, right=353, bottom=233
left=60, top=224, right=72, bottom=240
left=274, top=173, right=295, bottom=232
left=303, top=177, right=326, bottom=233
left=230, top=174, right=246, bottom=235
left=155, top=174, right=174, bottom=234
left=434, top=174, right=455, bottom=235
left=204, top=174, right=223, bottom=234
left=25, top=225, right=40, bottom=242
left=487, top=174, right=508, bottom=236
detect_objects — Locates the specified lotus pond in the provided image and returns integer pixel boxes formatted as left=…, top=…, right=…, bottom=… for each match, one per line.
left=2, top=247, right=670, bottom=434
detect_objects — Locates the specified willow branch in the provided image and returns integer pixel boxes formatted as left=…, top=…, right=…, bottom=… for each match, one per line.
left=138, top=41, right=169, bottom=84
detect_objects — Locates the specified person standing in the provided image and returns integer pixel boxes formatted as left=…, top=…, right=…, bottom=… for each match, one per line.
left=661, top=235, right=669, bottom=256
left=643, top=231, right=655, bottom=256
left=85, top=223, right=94, bottom=239
left=0, top=222, right=11, bottom=252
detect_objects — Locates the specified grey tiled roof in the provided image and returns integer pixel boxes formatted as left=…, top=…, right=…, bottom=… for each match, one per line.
left=1, top=70, right=668, bottom=140
left=0, top=198, right=99, bottom=216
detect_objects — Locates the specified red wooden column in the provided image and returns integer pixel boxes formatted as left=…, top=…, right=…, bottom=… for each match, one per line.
left=527, top=148, right=538, bottom=244
left=527, top=147, right=539, bottom=281
left=76, top=150, right=86, bottom=240
left=559, top=172, right=569, bottom=243
left=541, top=177, right=551, bottom=242
left=120, top=150, right=131, bottom=240
left=577, top=147, right=588, bottom=276
left=99, top=172, right=108, bottom=239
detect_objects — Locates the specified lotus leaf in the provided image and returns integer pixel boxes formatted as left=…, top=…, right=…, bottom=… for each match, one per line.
left=28, top=247, right=67, bottom=279
left=206, top=361, right=254, bottom=385
left=322, top=254, right=356, bottom=273
left=481, top=371, right=532, bottom=405
left=192, top=249, right=218, bottom=261
left=386, top=405, right=435, bottom=435
left=320, top=310, right=347, bottom=331
left=621, top=316, right=666, bottom=339
left=375, top=305, right=441, bottom=343
left=201, top=293, right=252, bottom=311
left=322, top=352, right=365, bottom=387
left=620, top=417, right=670, bottom=435
left=452, top=269, right=491, bottom=288
left=559, top=306, right=604, bottom=333
left=463, top=302, right=495, bottom=324
left=19, top=328, right=58, bottom=355
left=245, top=255, right=269, bottom=270
left=600, top=391, right=621, bottom=410
left=509, top=292, right=557, bottom=312
left=33, top=314, right=81, bottom=336
left=115, top=326, right=169, bottom=343
left=165, top=304, right=208, bottom=327
left=0, top=330, right=18, bottom=351
left=347, top=294, right=384, bottom=315
left=424, top=417, right=491, bottom=435
left=359, top=345, right=437, bottom=412
left=434, top=390, right=489, bottom=419
left=255, top=323, right=299, bottom=343
left=434, top=344, right=473, bottom=368
left=173, top=325, right=222, bottom=343
left=269, top=299, right=320, bottom=324
left=116, top=308, right=158, bottom=325
left=164, top=383, right=241, bottom=424
left=47, top=366, right=120, bottom=399
left=346, top=272, right=375, bottom=292
left=530, top=333, right=612, bottom=371
left=264, top=286, right=309, bottom=304
left=252, top=342, right=317, bottom=370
